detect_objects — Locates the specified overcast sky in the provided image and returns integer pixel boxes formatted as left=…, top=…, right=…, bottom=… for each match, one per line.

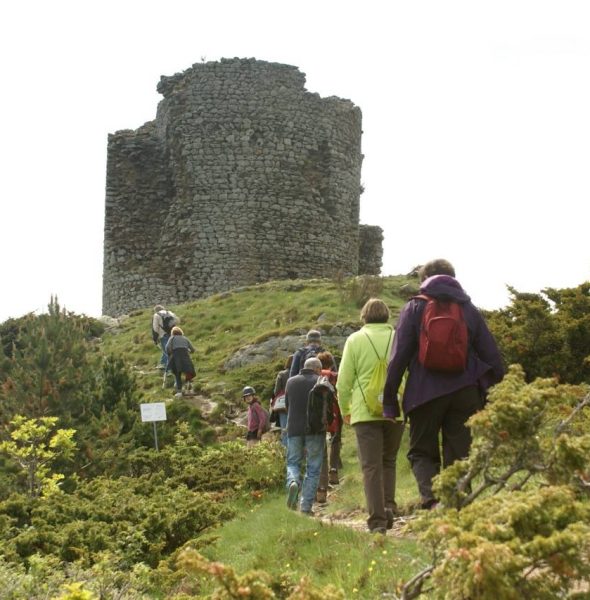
left=1, top=1, right=589, bottom=323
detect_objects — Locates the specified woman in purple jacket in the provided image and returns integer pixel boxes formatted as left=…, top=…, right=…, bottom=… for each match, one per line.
left=383, top=259, right=505, bottom=509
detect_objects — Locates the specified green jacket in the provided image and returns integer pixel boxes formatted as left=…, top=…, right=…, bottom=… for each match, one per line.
left=336, top=323, right=394, bottom=424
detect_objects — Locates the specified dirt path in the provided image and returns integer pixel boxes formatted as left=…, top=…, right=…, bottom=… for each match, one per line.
left=311, top=477, right=417, bottom=537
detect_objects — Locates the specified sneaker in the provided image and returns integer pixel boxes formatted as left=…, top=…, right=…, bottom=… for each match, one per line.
left=315, top=488, right=327, bottom=504
left=421, top=498, right=439, bottom=510
left=174, top=392, right=183, bottom=398
left=328, top=469, right=339, bottom=485
left=287, top=481, right=299, bottom=510
left=301, top=509, right=314, bottom=517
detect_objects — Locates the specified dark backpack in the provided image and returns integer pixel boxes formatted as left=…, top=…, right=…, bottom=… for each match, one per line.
left=306, top=375, right=336, bottom=434
left=414, top=294, right=468, bottom=372
left=161, top=311, right=178, bottom=335
left=260, top=406, right=271, bottom=433
left=297, top=345, right=322, bottom=371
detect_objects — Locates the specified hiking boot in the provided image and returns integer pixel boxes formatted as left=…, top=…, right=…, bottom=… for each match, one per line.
left=315, top=488, right=327, bottom=504
left=385, top=508, right=395, bottom=530
left=301, top=509, right=315, bottom=517
left=369, top=527, right=387, bottom=535
left=287, top=481, right=299, bottom=510
left=328, top=469, right=339, bottom=485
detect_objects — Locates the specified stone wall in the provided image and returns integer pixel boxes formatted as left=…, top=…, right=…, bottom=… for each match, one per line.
left=358, top=225, right=384, bottom=276
left=103, top=58, right=383, bottom=316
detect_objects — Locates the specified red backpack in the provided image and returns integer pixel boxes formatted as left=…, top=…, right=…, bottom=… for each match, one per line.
left=414, top=294, right=468, bottom=372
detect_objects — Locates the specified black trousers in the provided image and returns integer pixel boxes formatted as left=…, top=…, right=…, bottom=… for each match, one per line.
left=407, top=385, right=482, bottom=506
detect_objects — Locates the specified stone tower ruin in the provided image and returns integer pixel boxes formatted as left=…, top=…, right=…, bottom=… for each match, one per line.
left=102, top=58, right=383, bottom=316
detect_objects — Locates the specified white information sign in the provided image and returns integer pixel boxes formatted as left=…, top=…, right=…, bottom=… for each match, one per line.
left=140, top=402, right=167, bottom=422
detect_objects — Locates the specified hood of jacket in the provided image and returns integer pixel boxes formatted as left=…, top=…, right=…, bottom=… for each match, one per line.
left=420, top=275, right=471, bottom=304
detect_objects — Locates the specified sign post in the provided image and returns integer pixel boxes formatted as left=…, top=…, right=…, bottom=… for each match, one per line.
left=140, top=402, right=167, bottom=450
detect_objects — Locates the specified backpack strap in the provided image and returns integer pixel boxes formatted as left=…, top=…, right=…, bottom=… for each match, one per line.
left=354, top=328, right=393, bottom=413
left=363, top=329, right=392, bottom=362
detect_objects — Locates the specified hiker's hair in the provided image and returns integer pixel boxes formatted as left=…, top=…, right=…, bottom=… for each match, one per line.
left=304, top=357, right=322, bottom=371
left=360, top=298, right=390, bottom=324
left=171, top=326, right=183, bottom=336
left=317, top=351, right=334, bottom=370
left=154, top=305, right=165, bottom=312
left=419, top=259, right=456, bottom=282
left=284, top=354, right=294, bottom=369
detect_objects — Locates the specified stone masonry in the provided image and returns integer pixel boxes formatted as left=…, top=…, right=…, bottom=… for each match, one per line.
left=102, top=58, right=383, bottom=316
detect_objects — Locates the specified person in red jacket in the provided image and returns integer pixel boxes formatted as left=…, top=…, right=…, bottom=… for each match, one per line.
left=315, top=351, right=343, bottom=503
left=242, top=386, right=268, bottom=447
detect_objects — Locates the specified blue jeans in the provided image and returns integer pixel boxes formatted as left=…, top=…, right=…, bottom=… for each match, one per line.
left=286, top=434, right=324, bottom=512
left=160, top=334, right=170, bottom=368
left=278, top=412, right=288, bottom=448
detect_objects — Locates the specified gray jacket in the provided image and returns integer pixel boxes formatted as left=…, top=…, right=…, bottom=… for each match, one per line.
left=285, top=368, right=318, bottom=437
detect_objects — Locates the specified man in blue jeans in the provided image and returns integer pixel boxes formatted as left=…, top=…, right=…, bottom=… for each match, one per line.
left=285, top=357, right=324, bottom=515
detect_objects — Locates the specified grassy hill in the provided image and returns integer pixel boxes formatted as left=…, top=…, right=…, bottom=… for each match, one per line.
left=97, top=275, right=428, bottom=597
left=100, top=275, right=415, bottom=404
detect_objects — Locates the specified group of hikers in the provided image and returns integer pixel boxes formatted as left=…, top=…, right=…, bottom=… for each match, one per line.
left=151, top=305, right=195, bottom=397
left=151, top=258, right=505, bottom=534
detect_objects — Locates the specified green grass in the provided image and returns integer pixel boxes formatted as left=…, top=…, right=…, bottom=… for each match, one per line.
left=194, top=429, right=427, bottom=597
left=199, top=494, right=423, bottom=597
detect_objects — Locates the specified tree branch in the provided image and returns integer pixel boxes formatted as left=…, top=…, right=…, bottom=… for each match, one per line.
left=400, top=565, right=435, bottom=600
left=554, top=392, right=590, bottom=436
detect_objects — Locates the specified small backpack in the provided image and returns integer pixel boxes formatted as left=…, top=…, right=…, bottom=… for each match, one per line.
left=161, top=311, right=178, bottom=335
left=357, top=329, right=393, bottom=417
left=306, top=375, right=336, bottom=434
left=261, top=406, right=271, bottom=433
left=297, top=345, right=322, bottom=373
left=414, top=294, right=468, bottom=372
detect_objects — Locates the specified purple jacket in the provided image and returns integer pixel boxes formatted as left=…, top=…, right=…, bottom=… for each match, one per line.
left=383, top=275, right=505, bottom=418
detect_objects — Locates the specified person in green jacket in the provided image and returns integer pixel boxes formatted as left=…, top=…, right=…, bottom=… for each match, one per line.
left=336, top=298, right=404, bottom=534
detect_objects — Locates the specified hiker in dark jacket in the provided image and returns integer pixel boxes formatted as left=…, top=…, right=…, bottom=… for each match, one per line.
left=383, top=259, right=505, bottom=509
left=271, top=355, right=293, bottom=448
left=152, top=305, right=178, bottom=370
left=285, top=357, right=324, bottom=515
left=289, top=330, right=336, bottom=376
left=165, top=326, right=196, bottom=397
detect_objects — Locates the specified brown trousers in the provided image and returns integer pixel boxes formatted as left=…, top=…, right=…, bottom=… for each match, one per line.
left=354, top=419, right=404, bottom=531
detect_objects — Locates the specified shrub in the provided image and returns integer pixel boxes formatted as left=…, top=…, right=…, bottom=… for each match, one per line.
left=401, top=367, right=590, bottom=599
